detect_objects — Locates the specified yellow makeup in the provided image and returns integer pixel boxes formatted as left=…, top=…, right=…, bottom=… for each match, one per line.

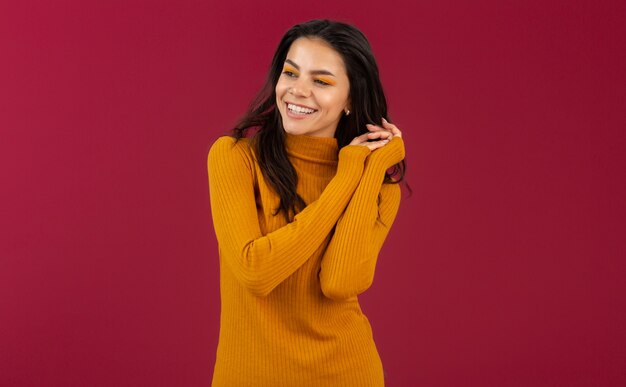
left=283, top=65, right=299, bottom=75
left=316, top=77, right=336, bottom=86
left=282, top=64, right=336, bottom=86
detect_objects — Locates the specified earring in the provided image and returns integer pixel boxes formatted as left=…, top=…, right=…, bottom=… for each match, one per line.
left=345, top=109, right=350, bottom=116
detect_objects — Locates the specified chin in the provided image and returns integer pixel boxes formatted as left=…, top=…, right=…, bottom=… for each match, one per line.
left=281, top=118, right=309, bottom=135
left=283, top=126, right=308, bottom=136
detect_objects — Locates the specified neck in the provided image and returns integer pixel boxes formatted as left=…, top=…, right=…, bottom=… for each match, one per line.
left=284, top=132, right=339, bottom=163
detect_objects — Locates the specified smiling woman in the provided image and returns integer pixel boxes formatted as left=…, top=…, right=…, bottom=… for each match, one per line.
left=275, top=38, right=351, bottom=138
left=207, top=19, right=407, bottom=386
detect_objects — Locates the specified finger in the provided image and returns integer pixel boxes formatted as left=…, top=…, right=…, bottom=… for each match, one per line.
left=382, top=121, right=401, bottom=136
left=366, top=130, right=392, bottom=141
left=383, top=123, right=401, bottom=138
left=382, top=118, right=402, bottom=138
left=368, top=129, right=392, bottom=139
left=365, top=138, right=391, bottom=151
left=351, top=129, right=393, bottom=146
left=362, top=131, right=391, bottom=141
left=366, top=125, right=393, bottom=139
left=366, top=126, right=394, bottom=140
left=350, top=131, right=377, bottom=145
left=366, top=123, right=384, bottom=132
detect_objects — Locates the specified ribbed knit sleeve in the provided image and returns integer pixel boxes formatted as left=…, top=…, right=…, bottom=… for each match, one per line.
left=207, top=136, right=371, bottom=297
left=319, top=137, right=405, bottom=301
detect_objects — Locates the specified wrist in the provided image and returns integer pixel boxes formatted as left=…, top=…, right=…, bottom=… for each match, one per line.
left=336, top=145, right=370, bottom=176
left=367, top=137, right=405, bottom=171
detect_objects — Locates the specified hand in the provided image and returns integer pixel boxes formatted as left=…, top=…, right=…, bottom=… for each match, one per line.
left=366, top=118, right=405, bottom=168
left=349, top=127, right=393, bottom=151
left=365, top=117, right=403, bottom=140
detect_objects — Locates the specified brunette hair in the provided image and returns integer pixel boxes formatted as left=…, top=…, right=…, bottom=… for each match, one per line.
left=231, top=19, right=407, bottom=222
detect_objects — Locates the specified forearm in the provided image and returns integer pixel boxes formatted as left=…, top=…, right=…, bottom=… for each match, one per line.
left=319, top=137, right=404, bottom=300
left=209, top=140, right=370, bottom=297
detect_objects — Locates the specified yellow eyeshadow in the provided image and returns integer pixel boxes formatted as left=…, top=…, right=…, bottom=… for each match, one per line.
left=316, top=77, right=336, bottom=86
left=283, top=65, right=299, bottom=74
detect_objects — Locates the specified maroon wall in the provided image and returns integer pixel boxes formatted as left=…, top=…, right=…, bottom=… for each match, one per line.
left=1, top=1, right=625, bottom=386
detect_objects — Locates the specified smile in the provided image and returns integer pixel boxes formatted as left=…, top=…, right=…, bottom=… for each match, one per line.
left=286, top=103, right=317, bottom=115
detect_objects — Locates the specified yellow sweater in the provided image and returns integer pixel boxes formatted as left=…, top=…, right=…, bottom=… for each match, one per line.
left=207, top=131, right=405, bottom=386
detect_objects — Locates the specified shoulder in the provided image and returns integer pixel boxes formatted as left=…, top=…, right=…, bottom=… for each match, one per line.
left=207, top=136, right=256, bottom=172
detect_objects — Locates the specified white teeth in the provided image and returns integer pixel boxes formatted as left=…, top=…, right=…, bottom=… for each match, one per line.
left=287, top=103, right=315, bottom=114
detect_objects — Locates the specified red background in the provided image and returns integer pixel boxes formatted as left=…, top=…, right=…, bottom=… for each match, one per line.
left=1, top=1, right=625, bottom=386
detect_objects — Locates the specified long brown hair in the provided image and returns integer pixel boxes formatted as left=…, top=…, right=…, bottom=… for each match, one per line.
left=231, top=19, right=407, bottom=222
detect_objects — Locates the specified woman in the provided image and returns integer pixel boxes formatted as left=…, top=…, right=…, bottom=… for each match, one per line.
left=207, top=19, right=406, bottom=386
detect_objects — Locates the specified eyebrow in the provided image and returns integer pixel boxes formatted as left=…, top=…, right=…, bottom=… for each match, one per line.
left=284, top=59, right=336, bottom=77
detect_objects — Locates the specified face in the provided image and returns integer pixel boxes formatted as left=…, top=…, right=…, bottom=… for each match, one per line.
left=275, top=37, right=351, bottom=138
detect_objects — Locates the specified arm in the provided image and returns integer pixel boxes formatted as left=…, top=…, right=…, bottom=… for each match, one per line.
left=319, top=137, right=405, bottom=301
left=207, top=136, right=371, bottom=297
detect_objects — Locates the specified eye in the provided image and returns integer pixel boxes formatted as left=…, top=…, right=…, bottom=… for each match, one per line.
left=314, top=79, right=330, bottom=86
left=282, top=70, right=297, bottom=77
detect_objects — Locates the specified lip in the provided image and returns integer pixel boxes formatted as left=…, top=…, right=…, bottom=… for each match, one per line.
left=285, top=103, right=317, bottom=119
left=284, top=101, right=318, bottom=111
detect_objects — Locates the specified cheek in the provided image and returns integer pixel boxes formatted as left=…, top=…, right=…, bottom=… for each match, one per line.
left=275, top=78, right=289, bottom=95
left=319, top=94, right=347, bottom=113
left=274, top=83, right=282, bottom=100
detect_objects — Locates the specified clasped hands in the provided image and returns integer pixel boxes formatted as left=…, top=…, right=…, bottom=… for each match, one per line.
left=350, top=118, right=402, bottom=150
left=349, top=118, right=404, bottom=167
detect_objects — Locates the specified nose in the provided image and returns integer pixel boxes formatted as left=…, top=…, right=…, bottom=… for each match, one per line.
left=288, top=78, right=312, bottom=98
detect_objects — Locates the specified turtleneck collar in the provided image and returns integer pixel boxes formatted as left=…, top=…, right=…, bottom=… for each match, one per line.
left=284, top=132, right=339, bottom=164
